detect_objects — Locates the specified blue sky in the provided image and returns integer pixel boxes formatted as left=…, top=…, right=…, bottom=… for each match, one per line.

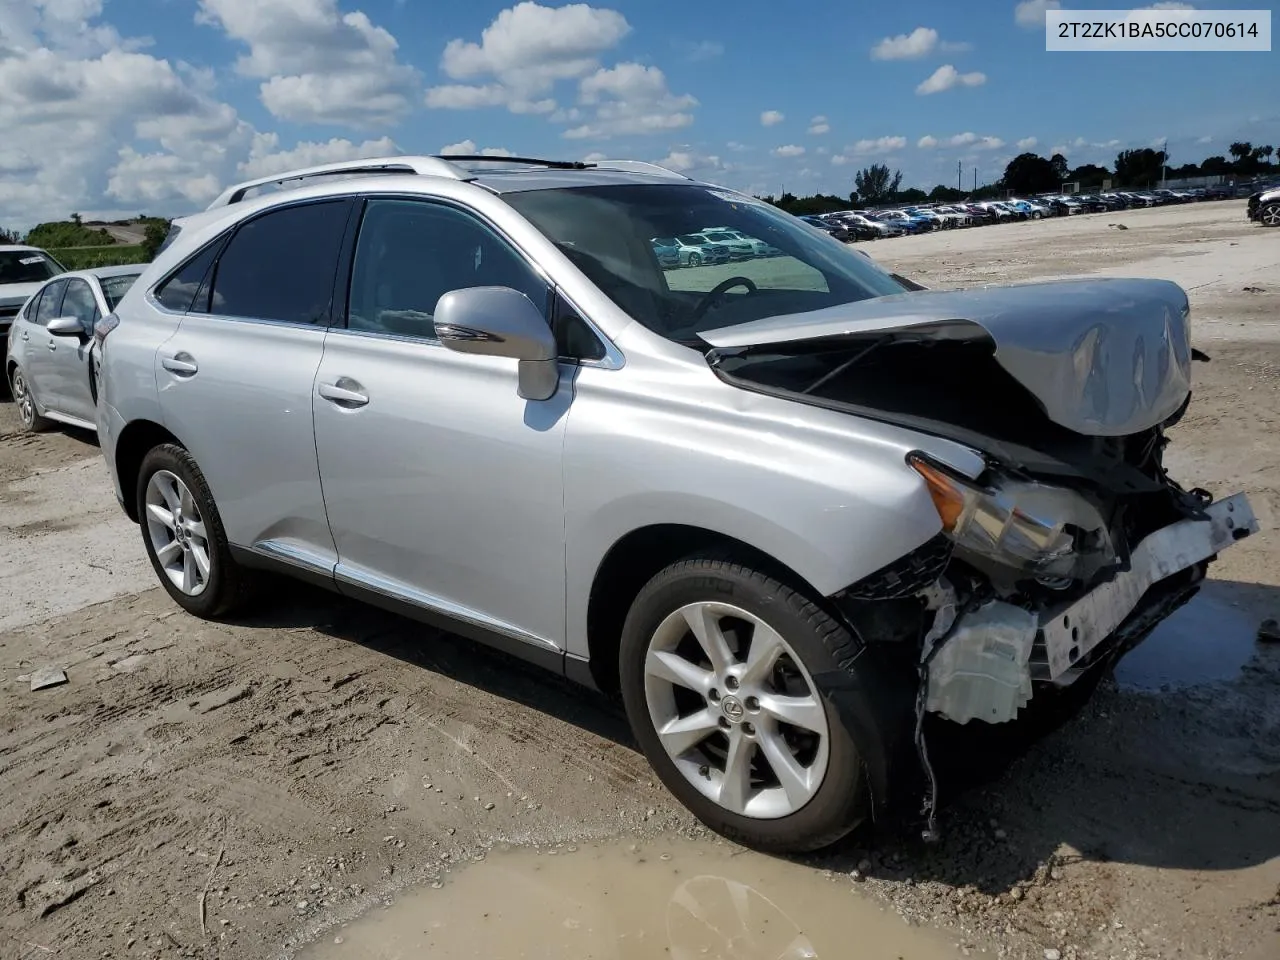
left=1, top=0, right=1276, bottom=226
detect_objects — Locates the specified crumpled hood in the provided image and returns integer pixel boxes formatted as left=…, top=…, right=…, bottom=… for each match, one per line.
left=0, top=281, right=44, bottom=310
left=701, top=278, right=1193, bottom=438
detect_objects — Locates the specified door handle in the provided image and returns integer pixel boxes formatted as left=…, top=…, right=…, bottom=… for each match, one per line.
left=317, top=379, right=369, bottom=408
left=48, top=341, right=58, bottom=351
left=21, top=332, right=29, bottom=341
left=161, top=354, right=198, bottom=377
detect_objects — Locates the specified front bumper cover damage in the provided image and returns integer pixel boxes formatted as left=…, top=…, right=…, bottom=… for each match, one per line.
left=923, top=492, right=1257, bottom=724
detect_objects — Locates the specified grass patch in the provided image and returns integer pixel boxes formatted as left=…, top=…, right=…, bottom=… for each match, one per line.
left=49, top=245, right=149, bottom=269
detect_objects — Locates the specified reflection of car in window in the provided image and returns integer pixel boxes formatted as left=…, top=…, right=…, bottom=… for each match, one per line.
left=673, top=235, right=730, bottom=267
left=650, top=238, right=682, bottom=269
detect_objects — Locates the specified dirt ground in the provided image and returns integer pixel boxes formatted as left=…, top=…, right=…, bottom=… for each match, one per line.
left=1, top=201, right=1278, bottom=960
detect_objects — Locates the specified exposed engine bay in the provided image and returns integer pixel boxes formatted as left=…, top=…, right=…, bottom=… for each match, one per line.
left=701, top=279, right=1259, bottom=732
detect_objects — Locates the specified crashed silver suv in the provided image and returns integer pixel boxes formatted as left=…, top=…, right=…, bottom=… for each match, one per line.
left=95, top=155, right=1257, bottom=852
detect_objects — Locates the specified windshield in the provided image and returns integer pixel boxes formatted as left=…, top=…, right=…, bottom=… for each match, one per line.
left=100, top=273, right=141, bottom=310
left=0, top=250, right=64, bottom=285
left=505, top=184, right=906, bottom=342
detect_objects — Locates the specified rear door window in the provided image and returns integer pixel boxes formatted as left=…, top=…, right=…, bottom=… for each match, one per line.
left=208, top=200, right=353, bottom=325
left=155, top=242, right=222, bottom=314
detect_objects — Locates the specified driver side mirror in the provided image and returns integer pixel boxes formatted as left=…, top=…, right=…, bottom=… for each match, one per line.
left=47, top=315, right=86, bottom=338
left=434, top=286, right=559, bottom=401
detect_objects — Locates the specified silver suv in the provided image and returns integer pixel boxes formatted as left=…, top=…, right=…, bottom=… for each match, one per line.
left=96, top=155, right=1256, bottom=852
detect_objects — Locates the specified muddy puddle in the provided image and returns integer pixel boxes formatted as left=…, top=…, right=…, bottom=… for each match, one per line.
left=300, top=837, right=978, bottom=960
left=1115, top=585, right=1259, bottom=691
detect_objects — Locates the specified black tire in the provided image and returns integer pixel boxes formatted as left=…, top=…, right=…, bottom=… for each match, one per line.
left=9, top=364, right=51, bottom=433
left=1261, top=203, right=1280, bottom=228
left=619, top=557, right=902, bottom=853
left=136, top=443, right=255, bottom=619
left=687, top=253, right=702, bottom=267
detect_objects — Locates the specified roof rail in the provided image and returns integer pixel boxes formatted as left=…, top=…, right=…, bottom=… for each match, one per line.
left=587, top=160, right=692, bottom=180
left=206, top=155, right=469, bottom=210
left=432, top=154, right=594, bottom=170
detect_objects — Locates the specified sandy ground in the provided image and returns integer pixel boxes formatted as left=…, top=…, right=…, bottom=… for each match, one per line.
left=1, top=200, right=1278, bottom=960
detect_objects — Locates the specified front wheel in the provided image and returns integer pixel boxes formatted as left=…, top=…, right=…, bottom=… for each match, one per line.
left=1261, top=203, right=1280, bottom=227
left=137, top=444, right=255, bottom=618
left=687, top=253, right=702, bottom=267
left=620, top=557, right=896, bottom=853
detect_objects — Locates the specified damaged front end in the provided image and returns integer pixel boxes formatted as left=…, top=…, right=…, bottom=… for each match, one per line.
left=703, top=278, right=1260, bottom=728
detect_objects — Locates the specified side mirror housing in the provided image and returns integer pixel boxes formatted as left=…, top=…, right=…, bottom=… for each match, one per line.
left=434, top=286, right=559, bottom=401
left=47, top=315, right=86, bottom=338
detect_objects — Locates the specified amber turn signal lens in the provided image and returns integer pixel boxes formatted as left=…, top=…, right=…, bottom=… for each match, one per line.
left=908, top=457, right=968, bottom=532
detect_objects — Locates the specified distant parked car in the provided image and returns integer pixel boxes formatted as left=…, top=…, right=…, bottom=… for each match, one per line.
left=674, top=235, right=729, bottom=266
left=695, top=229, right=756, bottom=261
left=800, top=216, right=852, bottom=242
left=650, top=237, right=682, bottom=268
left=1, top=245, right=67, bottom=380
left=5, top=265, right=143, bottom=432
left=1247, top=185, right=1280, bottom=226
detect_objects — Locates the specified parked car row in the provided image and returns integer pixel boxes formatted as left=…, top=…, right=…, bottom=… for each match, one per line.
left=785, top=185, right=1242, bottom=245
left=650, top=227, right=783, bottom=268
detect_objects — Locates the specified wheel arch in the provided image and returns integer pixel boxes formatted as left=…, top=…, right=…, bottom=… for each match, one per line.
left=584, top=523, right=825, bottom=695
left=114, top=418, right=182, bottom=522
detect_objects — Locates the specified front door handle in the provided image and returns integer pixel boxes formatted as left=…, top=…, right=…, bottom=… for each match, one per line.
left=161, top=353, right=198, bottom=377
left=21, top=331, right=29, bottom=341
left=318, top=379, right=369, bottom=408
left=48, top=341, right=58, bottom=351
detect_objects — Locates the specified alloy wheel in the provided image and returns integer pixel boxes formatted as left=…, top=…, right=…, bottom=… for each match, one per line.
left=11, top=368, right=34, bottom=428
left=144, top=470, right=212, bottom=596
left=1262, top=204, right=1280, bottom=227
left=643, top=601, right=830, bottom=819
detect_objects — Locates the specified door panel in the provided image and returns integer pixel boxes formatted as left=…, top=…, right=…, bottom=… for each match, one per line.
left=313, top=333, right=572, bottom=650
left=24, top=279, right=66, bottom=409
left=313, top=197, right=570, bottom=652
left=155, top=198, right=354, bottom=564
left=46, top=278, right=98, bottom=421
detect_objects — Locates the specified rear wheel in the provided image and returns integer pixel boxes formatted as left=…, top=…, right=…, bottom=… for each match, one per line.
left=687, top=253, right=702, bottom=267
left=137, top=444, right=254, bottom=618
left=620, top=557, right=899, bottom=853
left=1261, top=203, right=1280, bottom=227
left=9, top=365, right=50, bottom=433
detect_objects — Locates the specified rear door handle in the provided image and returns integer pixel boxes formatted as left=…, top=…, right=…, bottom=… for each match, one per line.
left=48, top=341, right=58, bottom=351
left=21, top=331, right=29, bottom=341
left=161, top=354, right=198, bottom=376
left=318, top=379, right=369, bottom=408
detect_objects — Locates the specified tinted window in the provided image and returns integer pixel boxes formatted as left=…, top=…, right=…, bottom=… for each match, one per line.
left=100, top=274, right=140, bottom=310
left=347, top=199, right=548, bottom=339
left=34, top=280, right=67, bottom=326
left=209, top=200, right=350, bottom=325
left=155, top=241, right=221, bottom=313
left=22, top=289, right=44, bottom=322
left=61, top=279, right=99, bottom=330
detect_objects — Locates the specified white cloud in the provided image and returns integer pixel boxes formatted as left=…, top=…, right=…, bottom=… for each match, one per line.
left=1197, top=135, right=1213, bottom=144
left=1146, top=2, right=1195, bottom=9
left=238, top=133, right=399, bottom=180
left=196, top=0, right=420, bottom=127
left=941, top=132, right=1002, bottom=150
left=107, top=148, right=222, bottom=206
left=858, top=136, right=908, bottom=154
left=772, top=145, right=806, bottom=158
left=1014, top=0, right=1061, bottom=29
left=657, top=150, right=722, bottom=172
left=917, top=135, right=938, bottom=149
left=872, top=27, right=939, bottom=60
left=439, top=139, right=515, bottom=157
left=916, top=64, right=986, bottom=95
left=562, top=62, right=697, bottom=139
left=760, top=110, right=785, bottom=127
left=1016, top=136, right=1039, bottom=150
left=674, top=39, right=724, bottom=62
left=808, top=115, right=830, bottom=135
left=427, top=1, right=630, bottom=116
left=581, top=151, right=609, bottom=163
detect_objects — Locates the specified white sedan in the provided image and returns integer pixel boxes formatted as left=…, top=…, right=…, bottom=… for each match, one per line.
left=5, top=264, right=143, bottom=433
